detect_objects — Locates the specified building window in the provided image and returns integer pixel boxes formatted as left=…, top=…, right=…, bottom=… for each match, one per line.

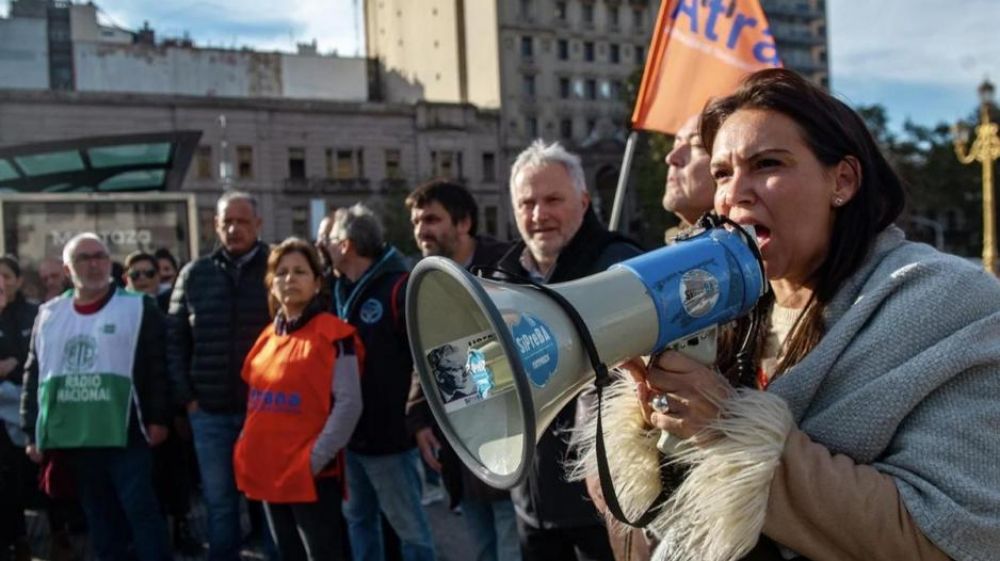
left=582, top=3, right=594, bottom=25
left=522, top=74, right=536, bottom=97
left=558, top=77, right=570, bottom=98
left=635, top=44, right=645, bottom=63
left=633, top=8, right=643, bottom=29
left=555, top=1, right=567, bottom=20
left=611, top=80, right=623, bottom=100
left=557, top=39, right=569, bottom=60
left=195, top=146, right=212, bottom=179
left=608, top=4, right=620, bottom=27
left=610, top=43, right=620, bottom=64
left=586, top=118, right=597, bottom=135
left=484, top=205, right=498, bottom=236
left=520, top=0, right=531, bottom=18
left=521, top=36, right=533, bottom=57
left=599, top=80, right=612, bottom=99
left=482, top=152, right=496, bottom=182
left=585, top=79, right=597, bottom=100
left=336, top=150, right=355, bottom=179
left=484, top=205, right=499, bottom=236
left=584, top=41, right=595, bottom=62
left=236, top=145, right=253, bottom=179
left=432, top=150, right=463, bottom=179
left=385, top=149, right=401, bottom=179
left=288, top=147, right=306, bottom=179
left=573, top=78, right=584, bottom=98
left=526, top=116, right=538, bottom=138
left=560, top=118, right=573, bottom=139
left=291, top=205, right=309, bottom=238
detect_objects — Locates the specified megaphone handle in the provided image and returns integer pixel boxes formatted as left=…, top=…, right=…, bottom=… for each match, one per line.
left=654, top=326, right=718, bottom=455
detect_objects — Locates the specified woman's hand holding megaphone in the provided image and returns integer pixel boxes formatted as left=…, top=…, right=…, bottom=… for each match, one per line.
left=628, top=351, right=733, bottom=442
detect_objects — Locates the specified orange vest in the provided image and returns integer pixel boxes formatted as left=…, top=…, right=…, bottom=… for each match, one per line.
left=234, top=312, right=362, bottom=503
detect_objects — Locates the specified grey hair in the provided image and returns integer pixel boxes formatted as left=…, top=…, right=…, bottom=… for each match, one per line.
left=510, top=139, right=587, bottom=195
left=62, top=233, right=107, bottom=265
left=216, top=190, right=259, bottom=216
left=330, top=203, right=384, bottom=259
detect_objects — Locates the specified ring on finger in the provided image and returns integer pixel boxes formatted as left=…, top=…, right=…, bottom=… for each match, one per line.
left=650, top=393, right=670, bottom=414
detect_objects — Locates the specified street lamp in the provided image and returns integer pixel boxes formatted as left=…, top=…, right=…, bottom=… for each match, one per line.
left=952, top=79, right=1000, bottom=274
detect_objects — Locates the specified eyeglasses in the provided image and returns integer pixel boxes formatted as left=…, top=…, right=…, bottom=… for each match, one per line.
left=72, top=251, right=110, bottom=265
left=127, top=269, right=157, bottom=280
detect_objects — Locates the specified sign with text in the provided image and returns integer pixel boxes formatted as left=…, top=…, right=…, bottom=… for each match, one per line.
left=0, top=192, right=198, bottom=270
left=631, top=0, right=782, bottom=134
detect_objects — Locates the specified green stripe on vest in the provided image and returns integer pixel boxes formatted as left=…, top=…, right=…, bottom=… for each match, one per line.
left=36, top=373, right=133, bottom=449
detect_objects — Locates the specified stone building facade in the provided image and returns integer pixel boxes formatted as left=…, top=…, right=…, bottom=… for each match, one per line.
left=0, top=89, right=504, bottom=252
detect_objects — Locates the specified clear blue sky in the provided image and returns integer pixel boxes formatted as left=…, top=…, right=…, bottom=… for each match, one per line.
left=4, top=0, right=997, bottom=132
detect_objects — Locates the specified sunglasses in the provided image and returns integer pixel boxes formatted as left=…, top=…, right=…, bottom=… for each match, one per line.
left=128, top=269, right=157, bottom=280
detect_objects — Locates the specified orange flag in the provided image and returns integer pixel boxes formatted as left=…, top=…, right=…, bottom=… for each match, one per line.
left=631, top=0, right=782, bottom=134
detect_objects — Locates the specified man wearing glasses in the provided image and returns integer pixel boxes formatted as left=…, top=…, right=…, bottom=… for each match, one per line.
left=21, top=233, right=172, bottom=561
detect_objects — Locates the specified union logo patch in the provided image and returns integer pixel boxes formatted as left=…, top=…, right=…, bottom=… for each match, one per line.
left=63, top=335, right=98, bottom=373
left=359, top=299, right=384, bottom=324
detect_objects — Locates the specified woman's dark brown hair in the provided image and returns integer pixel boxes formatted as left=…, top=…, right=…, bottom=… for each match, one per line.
left=265, top=237, right=328, bottom=317
left=702, top=68, right=905, bottom=376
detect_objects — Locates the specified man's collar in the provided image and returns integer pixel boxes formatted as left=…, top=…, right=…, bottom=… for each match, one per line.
left=518, top=247, right=549, bottom=283
left=221, top=243, right=261, bottom=267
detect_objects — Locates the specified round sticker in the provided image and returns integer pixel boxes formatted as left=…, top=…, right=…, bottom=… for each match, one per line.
left=679, top=269, right=720, bottom=318
left=359, top=299, right=384, bottom=324
left=510, top=314, right=558, bottom=388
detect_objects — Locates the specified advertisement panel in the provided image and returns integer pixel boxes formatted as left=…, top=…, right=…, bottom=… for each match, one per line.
left=0, top=192, right=198, bottom=269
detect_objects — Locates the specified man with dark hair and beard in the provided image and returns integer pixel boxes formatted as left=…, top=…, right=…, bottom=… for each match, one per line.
left=404, top=179, right=520, bottom=561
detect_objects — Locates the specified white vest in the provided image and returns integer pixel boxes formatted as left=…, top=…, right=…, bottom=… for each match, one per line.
left=35, top=289, right=143, bottom=449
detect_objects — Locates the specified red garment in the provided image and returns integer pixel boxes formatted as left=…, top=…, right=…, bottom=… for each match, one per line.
left=39, top=450, right=77, bottom=499
left=234, top=312, right=360, bottom=503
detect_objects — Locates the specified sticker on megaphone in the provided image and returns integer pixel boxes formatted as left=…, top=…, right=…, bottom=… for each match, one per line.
left=509, top=313, right=559, bottom=388
left=427, top=330, right=515, bottom=413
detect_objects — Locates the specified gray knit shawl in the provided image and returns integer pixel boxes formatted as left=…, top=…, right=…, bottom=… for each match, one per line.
left=767, top=225, right=1000, bottom=561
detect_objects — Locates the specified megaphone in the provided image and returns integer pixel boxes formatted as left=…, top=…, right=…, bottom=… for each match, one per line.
left=406, top=224, right=765, bottom=489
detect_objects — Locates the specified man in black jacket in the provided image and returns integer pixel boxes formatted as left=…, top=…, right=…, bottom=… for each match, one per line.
left=499, top=141, right=643, bottom=561
left=167, top=191, right=270, bottom=561
left=21, top=233, right=171, bottom=561
left=328, top=203, right=436, bottom=561
left=404, top=180, right=519, bottom=561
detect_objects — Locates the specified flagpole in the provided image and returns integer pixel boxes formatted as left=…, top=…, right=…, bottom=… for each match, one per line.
left=608, top=130, right=639, bottom=232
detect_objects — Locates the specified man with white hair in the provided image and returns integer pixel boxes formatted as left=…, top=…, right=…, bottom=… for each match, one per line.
left=21, top=233, right=172, bottom=561
left=495, top=140, right=643, bottom=561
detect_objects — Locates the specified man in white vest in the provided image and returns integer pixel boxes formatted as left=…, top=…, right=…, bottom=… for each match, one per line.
left=21, top=233, right=172, bottom=561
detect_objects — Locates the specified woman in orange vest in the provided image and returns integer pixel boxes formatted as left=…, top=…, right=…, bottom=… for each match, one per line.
left=234, top=238, right=363, bottom=561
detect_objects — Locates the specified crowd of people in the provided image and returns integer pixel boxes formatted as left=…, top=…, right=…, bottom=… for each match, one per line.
left=0, top=68, right=997, bottom=561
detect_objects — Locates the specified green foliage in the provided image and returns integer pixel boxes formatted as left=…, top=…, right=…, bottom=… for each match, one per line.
left=373, top=183, right=418, bottom=257
left=857, top=103, right=985, bottom=258
left=628, top=132, right=680, bottom=247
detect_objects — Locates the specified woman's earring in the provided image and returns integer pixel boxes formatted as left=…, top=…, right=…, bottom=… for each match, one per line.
left=833, top=196, right=844, bottom=206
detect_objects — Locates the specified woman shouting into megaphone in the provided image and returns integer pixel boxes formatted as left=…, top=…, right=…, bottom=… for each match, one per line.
left=572, top=69, right=1000, bottom=561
